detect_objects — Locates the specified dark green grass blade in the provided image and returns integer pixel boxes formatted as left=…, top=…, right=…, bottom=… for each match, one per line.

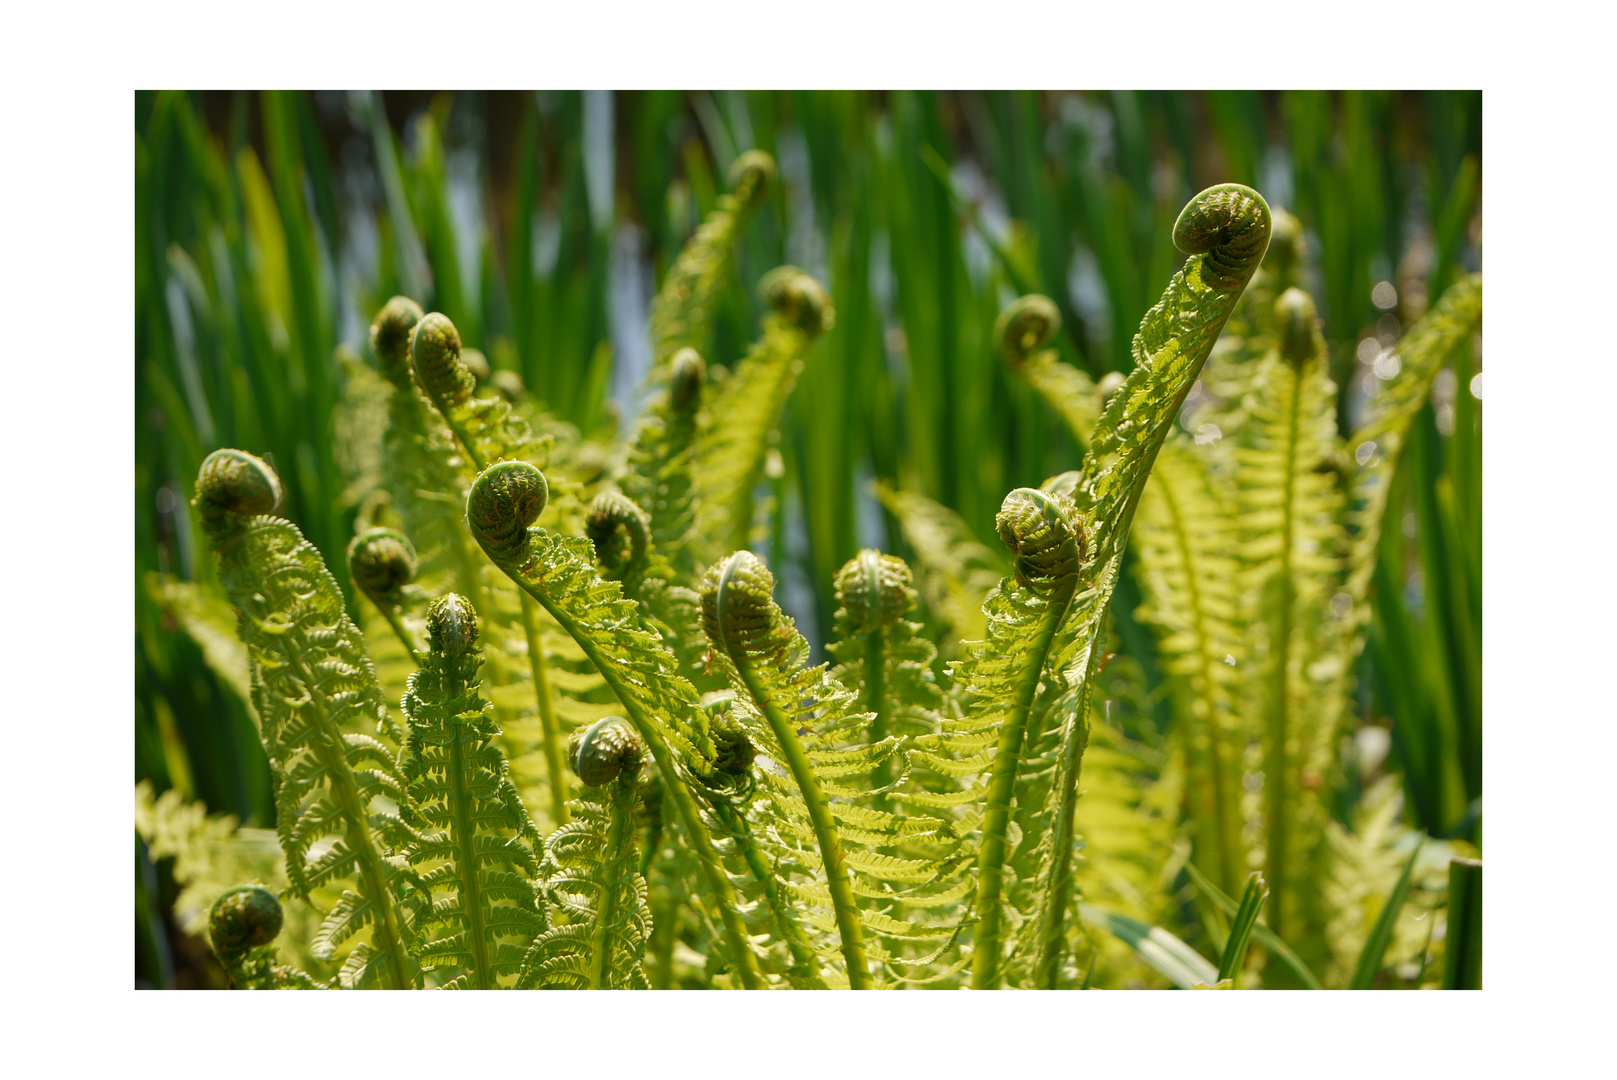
left=1186, top=862, right=1321, bottom=989
left=1350, top=839, right=1423, bottom=989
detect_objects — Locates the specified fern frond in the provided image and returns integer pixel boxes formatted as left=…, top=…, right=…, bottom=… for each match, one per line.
left=622, top=347, right=705, bottom=579
left=398, top=594, right=543, bottom=988
left=468, top=461, right=766, bottom=987
left=694, top=267, right=833, bottom=557
left=209, top=886, right=330, bottom=990
left=144, top=573, right=258, bottom=728
left=649, top=150, right=774, bottom=370
left=195, top=449, right=420, bottom=989
left=519, top=720, right=651, bottom=989
left=1008, top=184, right=1272, bottom=988
left=998, top=294, right=1105, bottom=450
left=1234, top=287, right=1345, bottom=948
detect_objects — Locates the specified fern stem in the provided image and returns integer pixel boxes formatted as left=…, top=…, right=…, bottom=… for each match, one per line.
left=519, top=587, right=764, bottom=989
left=443, top=671, right=494, bottom=989
left=730, top=653, right=873, bottom=988
left=588, top=785, right=637, bottom=990
left=708, top=796, right=826, bottom=985
left=517, top=594, right=569, bottom=826
left=970, top=576, right=1077, bottom=990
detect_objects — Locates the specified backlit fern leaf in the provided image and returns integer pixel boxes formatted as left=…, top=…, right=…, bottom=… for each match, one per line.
left=694, top=267, right=833, bottom=558
left=873, top=482, right=1008, bottom=651
left=649, top=150, right=774, bottom=371
left=398, top=594, right=543, bottom=989
left=195, top=449, right=420, bottom=989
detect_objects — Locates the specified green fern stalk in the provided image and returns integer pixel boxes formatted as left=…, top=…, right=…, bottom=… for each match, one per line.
left=467, top=460, right=765, bottom=988
left=195, top=449, right=418, bottom=989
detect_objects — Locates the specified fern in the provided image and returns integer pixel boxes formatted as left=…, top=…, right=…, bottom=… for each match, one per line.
left=872, top=482, right=1008, bottom=651
left=649, top=150, right=775, bottom=370
left=466, top=460, right=767, bottom=988
left=398, top=594, right=543, bottom=989
left=694, top=267, right=834, bottom=557
left=1013, top=184, right=1272, bottom=987
left=209, top=885, right=326, bottom=990
left=622, top=347, right=705, bottom=578
left=195, top=449, right=419, bottom=988
left=519, top=719, right=652, bottom=989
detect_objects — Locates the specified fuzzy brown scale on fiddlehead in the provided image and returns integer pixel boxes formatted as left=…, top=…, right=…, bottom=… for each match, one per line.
left=209, top=885, right=283, bottom=961
left=466, top=460, right=550, bottom=568
left=346, top=528, right=417, bottom=608
left=727, top=149, right=776, bottom=209
left=194, top=449, right=283, bottom=537
left=995, top=487, right=1088, bottom=595
left=585, top=491, right=650, bottom=579
left=760, top=266, right=835, bottom=337
left=1276, top=287, right=1319, bottom=365
left=371, top=295, right=424, bottom=389
left=834, top=549, right=913, bottom=636
left=410, top=312, right=475, bottom=409
left=669, top=347, right=706, bottom=414
left=569, top=717, right=647, bottom=787
left=426, top=592, right=479, bottom=658
left=1172, top=183, right=1274, bottom=292
left=699, top=551, right=787, bottom=662
left=995, top=294, right=1061, bottom=367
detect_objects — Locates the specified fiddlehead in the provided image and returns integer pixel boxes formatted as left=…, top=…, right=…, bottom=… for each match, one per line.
left=585, top=491, right=650, bottom=580
left=467, top=460, right=765, bottom=987
left=371, top=295, right=425, bottom=390
left=398, top=593, right=542, bottom=989
left=411, top=312, right=476, bottom=412
left=994, top=294, right=1061, bottom=368
left=347, top=527, right=423, bottom=663
left=196, top=450, right=418, bottom=989
left=997, top=295, right=1105, bottom=451
left=1169, top=183, right=1273, bottom=293
left=569, top=717, right=646, bottom=788
left=209, top=886, right=323, bottom=990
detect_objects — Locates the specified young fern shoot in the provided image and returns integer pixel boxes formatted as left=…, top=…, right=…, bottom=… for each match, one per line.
left=195, top=449, right=418, bottom=989
left=399, top=594, right=543, bottom=989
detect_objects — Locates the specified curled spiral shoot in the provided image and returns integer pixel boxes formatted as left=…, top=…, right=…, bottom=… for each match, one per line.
left=426, top=592, right=479, bottom=658
left=760, top=266, right=835, bottom=337
left=347, top=528, right=417, bottom=608
left=995, top=487, right=1088, bottom=595
left=1172, top=184, right=1274, bottom=292
left=1267, top=208, right=1306, bottom=280
left=371, top=295, right=424, bottom=388
left=995, top=294, right=1061, bottom=367
left=702, top=699, right=757, bottom=789
left=585, top=491, right=651, bottom=578
left=833, top=549, right=913, bottom=636
left=728, top=149, right=776, bottom=209
left=569, top=716, right=647, bottom=787
left=194, top=449, right=283, bottom=537
left=670, top=347, right=706, bottom=414
left=209, top=885, right=283, bottom=960
left=467, top=460, right=550, bottom=568
left=410, top=311, right=475, bottom=410
left=700, top=551, right=787, bottom=662
left=1276, top=287, right=1319, bottom=365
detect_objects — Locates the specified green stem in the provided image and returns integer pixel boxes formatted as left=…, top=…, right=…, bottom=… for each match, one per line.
left=732, top=656, right=873, bottom=989
left=708, top=795, right=826, bottom=986
left=971, top=580, right=1076, bottom=990
left=517, top=594, right=568, bottom=826
left=511, top=579, right=764, bottom=989
left=444, top=660, right=492, bottom=989
left=1265, top=361, right=1303, bottom=942
left=589, top=785, right=636, bottom=990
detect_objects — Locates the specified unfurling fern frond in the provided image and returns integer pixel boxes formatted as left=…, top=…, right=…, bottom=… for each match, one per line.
left=695, top=267, right=834, bottom=557
left=650, top=150, right=775, bottom=371
left=1236, top=286, right=1345, bottom=951
left=1001, top=184, right=1271, bottom=988
left=997, top=294, right=1104, bottom=450
left=347, top=527, right=424, bottom=664
left=209, top=886, right=325, bottom=990
left=467, top=460, right=765, bottom=987
left=398, top=594, right=543, bottom=989
left=519, top=719, right=652, bottom=989
left=701, top=552, right=962, bottom=989
left=623, top=348, right=706, bottom=577
left=196, top=449, right=419, bottom=989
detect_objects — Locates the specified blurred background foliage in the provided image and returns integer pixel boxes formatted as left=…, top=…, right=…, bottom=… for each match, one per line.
left=135, top=90, right=1480, bottom=987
